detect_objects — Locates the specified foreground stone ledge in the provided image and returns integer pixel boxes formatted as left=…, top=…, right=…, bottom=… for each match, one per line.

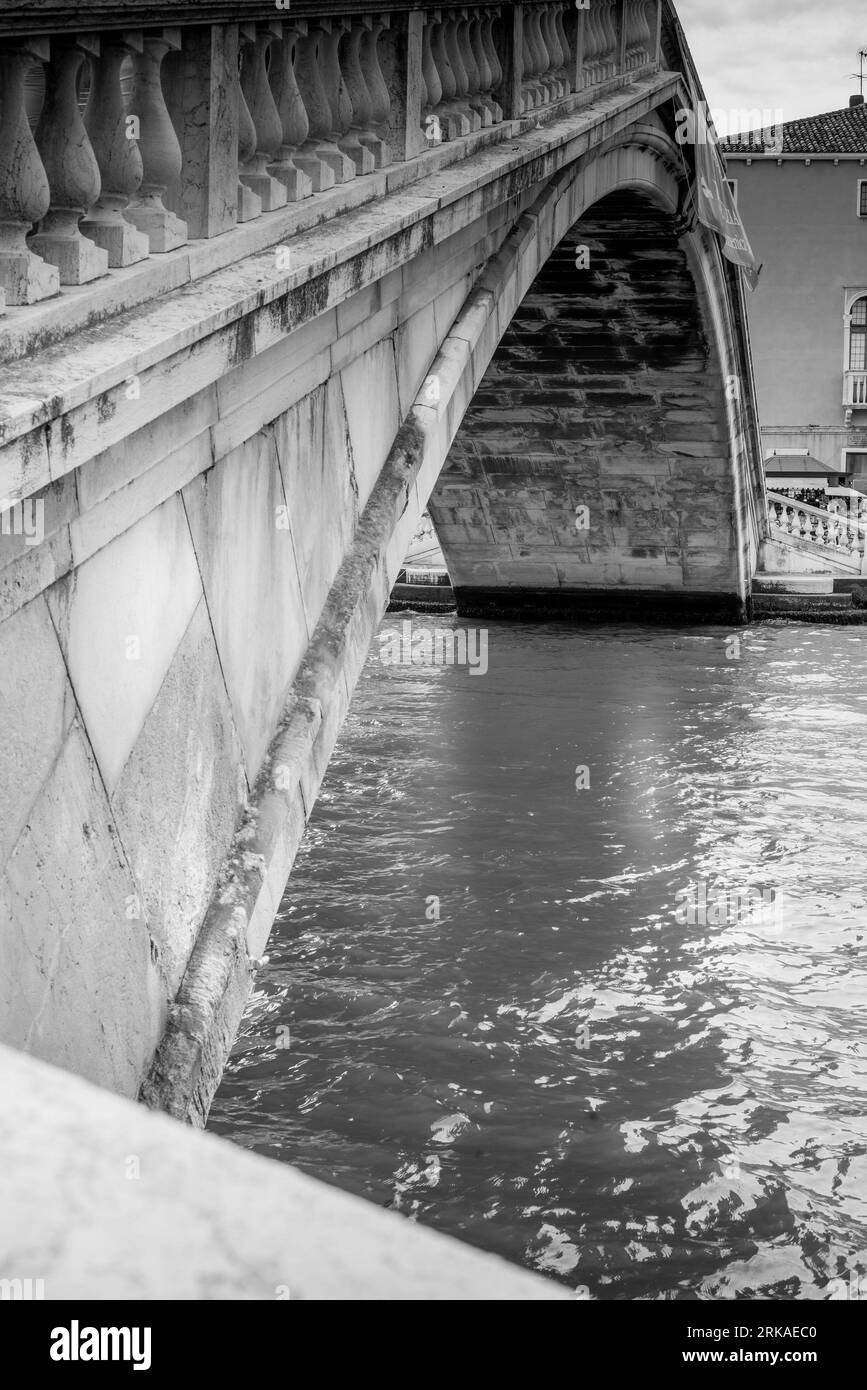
left=0, top=1043, right=568, bottom=1301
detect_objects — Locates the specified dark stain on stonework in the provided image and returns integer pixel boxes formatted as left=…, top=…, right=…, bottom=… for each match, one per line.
left=96, top=391, right=117, bottom=425
left=268, top=294, right=292, bottom=337
left=60, top=413, right=75, bottom=456
left=229, top=311, right=256, bottom=368
left=284, top=272, right=331, bottom=335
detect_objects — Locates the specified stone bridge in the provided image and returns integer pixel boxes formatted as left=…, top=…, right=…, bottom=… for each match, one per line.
left=0, top=0, right=766, bottom=1120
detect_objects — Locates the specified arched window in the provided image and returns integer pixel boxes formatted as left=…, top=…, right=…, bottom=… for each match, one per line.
left=850, top=296, right=867, bottom=371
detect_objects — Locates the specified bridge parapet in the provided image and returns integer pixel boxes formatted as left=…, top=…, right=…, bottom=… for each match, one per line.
left=0, top=2, right=661, bottom=324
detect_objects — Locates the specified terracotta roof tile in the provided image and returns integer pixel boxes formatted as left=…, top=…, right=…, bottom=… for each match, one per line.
left=719, top=102, right=867, bottom=155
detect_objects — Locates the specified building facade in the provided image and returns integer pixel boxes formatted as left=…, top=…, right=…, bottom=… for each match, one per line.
left=722, top=101, right=867, bottom=485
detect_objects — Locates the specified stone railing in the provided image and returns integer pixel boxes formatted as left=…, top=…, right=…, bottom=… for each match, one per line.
left=844, top=371, right=867, bottom=408
left=767, top=490, right=867, bottom=561
left=0, top=2, right=662, bottom=314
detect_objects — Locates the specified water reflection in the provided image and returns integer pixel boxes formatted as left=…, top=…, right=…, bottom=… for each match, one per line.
left=209, top=621, right=867, bottom=1299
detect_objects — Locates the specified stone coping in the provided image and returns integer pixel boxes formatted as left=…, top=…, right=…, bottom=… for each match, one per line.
left=2, top=1, right=551, bottom=39
left=0, top=1043, right=570, bottom=1300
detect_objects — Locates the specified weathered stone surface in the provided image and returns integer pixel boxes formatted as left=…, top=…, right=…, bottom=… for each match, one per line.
left=182, top=429, right=308, bottom=781
left=273, top=377, right=358, bottom=624
left=111, top=599, right=246, bottom=999
left=0, top=595, right=74, bottom=872
left=339, top=337, right=402, bottom=510
left=45, top=495, right=203, bottom=795
left=0, top=721, right=166, bottom=1096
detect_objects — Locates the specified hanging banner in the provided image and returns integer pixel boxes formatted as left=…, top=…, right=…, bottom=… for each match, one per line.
left=686, top=85, right=763, bottom=292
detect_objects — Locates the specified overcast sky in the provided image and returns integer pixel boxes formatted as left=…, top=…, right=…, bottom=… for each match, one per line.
left=676, top=0, right=867, bottom=132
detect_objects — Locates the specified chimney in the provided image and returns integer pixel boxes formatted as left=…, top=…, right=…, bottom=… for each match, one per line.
left=851, top=94, right=865, bottom=107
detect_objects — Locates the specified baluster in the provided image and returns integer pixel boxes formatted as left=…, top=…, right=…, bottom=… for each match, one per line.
left=317, top=20, right=370, bottom=176
left=544, top=5, right=566, bottom=99
left=340, top=19, right=377, bottom=173
left=269, top=21, right=313, bottom=202
left=520, top=14, right=537, bottom=110
left=28, top=36, right=108, bottom=285
left=236, top=67, right=262, bottom=221
left=603, top=0, right=619, bottom=80
left=318, top=21, right=363, bottom=178
left=460, top=11, right=491, bottom=127
left=470, top=12, right=501, bottom=123
left=525, top=9, right=545, bottom=107
left=483, top=8, right=504, bottom=113
left=544, top=6, right=566, bottom=97
left=445, top=11, right=481, bottom=131
left=0, top=40, right=59, bottom=304
left=532, top=7, right=554, bottom=105
left=126, top=30, right=187, bottom=252
left=295, top=23, right=354, bottom=183
left=554, top=3, right=572, bottom=94
left=289, top=26, right=336, bottom=192
left=636, top=0, right=654, bottom=67
left=353, top=17, right=391, bottom=167
left=421, top=13, right=443, bottom=145
left=432, top=16, right=470, bottom=139
left=583, top=3, right=601, bottom=86
left=537, top=7, right=557, bottom=101
left=239, top=24, right=288, bottom=211
left=358, top=16, right=391, bottom=165
left=594, top=1, right=610, bottom=82
left=624, top=0, right=638, bottom=69
left=80, top=33, right=150, bottom=266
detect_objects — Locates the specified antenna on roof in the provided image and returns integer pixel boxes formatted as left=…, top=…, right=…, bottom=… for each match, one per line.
left=847, top=48, right=867, bottom=96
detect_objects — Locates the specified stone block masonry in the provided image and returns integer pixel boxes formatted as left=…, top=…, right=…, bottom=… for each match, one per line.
left=429, top=189, right=750, bottom=620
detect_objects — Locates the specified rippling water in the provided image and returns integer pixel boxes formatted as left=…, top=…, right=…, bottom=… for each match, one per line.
left=208, top=618, right=867, bottom=1299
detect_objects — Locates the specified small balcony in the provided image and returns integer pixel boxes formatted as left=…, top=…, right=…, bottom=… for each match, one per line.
left=844, top=371, right=867, bottom=407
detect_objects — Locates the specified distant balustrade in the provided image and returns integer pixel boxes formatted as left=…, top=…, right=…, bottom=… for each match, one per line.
left=767, top=490, right=867, bottom=559
left=0, top=1, right=662, bottom=310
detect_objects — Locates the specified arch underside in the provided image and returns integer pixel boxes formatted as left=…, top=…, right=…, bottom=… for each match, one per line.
left=426, top=176, right=750, bottom=622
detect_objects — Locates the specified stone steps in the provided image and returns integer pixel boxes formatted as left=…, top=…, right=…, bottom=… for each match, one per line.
left=753, top=572, right=835, bottom=595
left=750, top=571, right=867, bottom=620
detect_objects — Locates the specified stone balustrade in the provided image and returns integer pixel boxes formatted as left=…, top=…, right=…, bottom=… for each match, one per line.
left=0, top=2, right=662, bottom=315
left=767, top=491, right=867, bottom=558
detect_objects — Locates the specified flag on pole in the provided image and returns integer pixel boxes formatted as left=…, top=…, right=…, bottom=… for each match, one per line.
left=687, top=86, right=762, bottom=292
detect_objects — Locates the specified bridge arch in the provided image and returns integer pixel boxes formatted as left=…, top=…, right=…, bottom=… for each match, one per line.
left=408, top=128, right=762, bottom=620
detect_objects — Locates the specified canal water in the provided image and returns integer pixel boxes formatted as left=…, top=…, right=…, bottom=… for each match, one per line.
left=208, top=618, right=867, bottom=1299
